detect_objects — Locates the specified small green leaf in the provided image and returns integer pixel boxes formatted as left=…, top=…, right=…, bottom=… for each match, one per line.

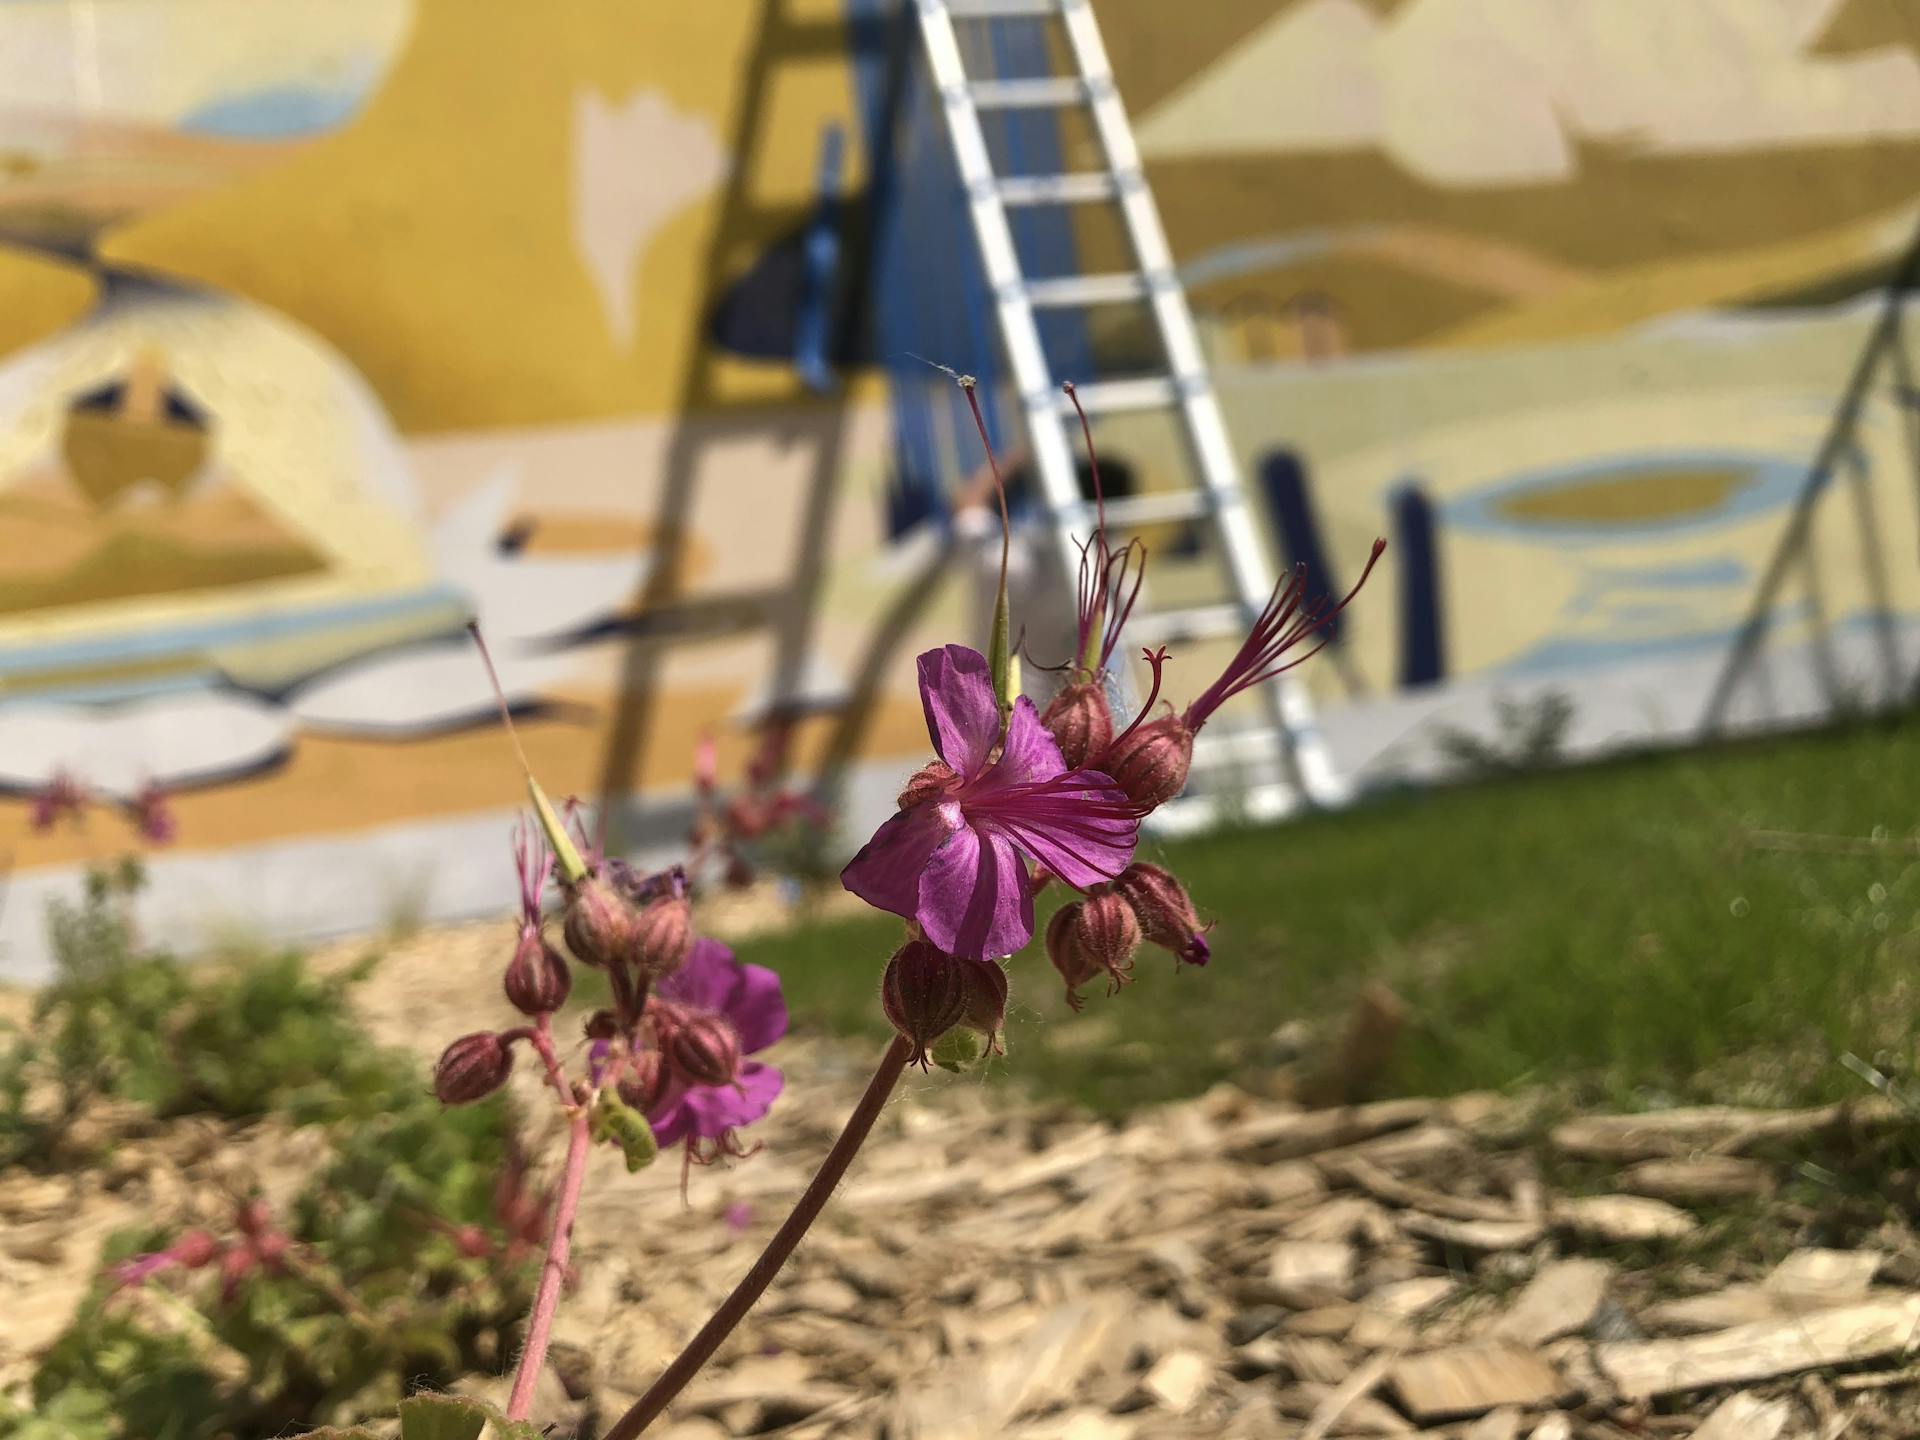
left=398, top=1393, right=490, bottom=1440
left=932, top=1028, right=985, bottom=1074
left=590, top=1090, right=659, bottom=1172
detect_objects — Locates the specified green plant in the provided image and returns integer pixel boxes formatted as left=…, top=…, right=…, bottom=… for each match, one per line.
left=1432, top=688, right=1577, bottom=778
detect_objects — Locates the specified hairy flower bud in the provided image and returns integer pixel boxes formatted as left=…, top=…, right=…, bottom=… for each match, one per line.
left=633, top=891, right=694, bottom=977
left=1116, top=862, right=1212, bottom=967
left=881, top=939, right=968, bottom=1068
left=504, top=927, right=572, bottom=1015
left=896, top=759, right=958, bottom=811
left=171, top=1229, right=219, bottom=1270
left=1099, top=714, right=1194, bottom=811
left=958, top=957, right=1010, bottom=1054
left=1045, top=890, right=1141, bottom=1009
left=1040, top=681, right=1114, bottom=770
left=562, top=874, right=641, bottom=969
left=666, top=1012, right=742, bottom=1088
left=619, top=1049, right=672, bottom=1112
left=434, top=1031, right=513, bottom=1105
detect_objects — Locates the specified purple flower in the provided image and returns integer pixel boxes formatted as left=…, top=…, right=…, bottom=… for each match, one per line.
left=131, top=783, right=177, bottom=846
left=30, top=771, right=86, bottom=833
left=842, top=645, right=1141, bottom=960
left=645, top=937, right=786, bottom=1154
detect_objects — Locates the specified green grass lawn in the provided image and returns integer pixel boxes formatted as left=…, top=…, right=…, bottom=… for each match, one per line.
left=731, top=714, right=1920, bottom=1116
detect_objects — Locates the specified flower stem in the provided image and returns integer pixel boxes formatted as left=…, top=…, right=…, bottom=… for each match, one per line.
left=602, top=1035, right=914, bottom=1439
left=508, top=1107, right=593, bottom=1421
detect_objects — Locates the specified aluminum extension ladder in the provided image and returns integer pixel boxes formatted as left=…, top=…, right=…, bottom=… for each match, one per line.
left=912, top=0, right=1350, bottom=826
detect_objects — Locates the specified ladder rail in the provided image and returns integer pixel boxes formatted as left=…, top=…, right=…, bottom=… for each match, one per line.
left=914, top=0, right=1348, bottom=815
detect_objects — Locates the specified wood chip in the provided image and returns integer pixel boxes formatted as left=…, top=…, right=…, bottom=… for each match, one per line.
left=1220, top=1100, right=1437, bottom=1163
left=1526, top=1416, right=1571, bottom=1440
left=1550, top=1100, right=1898, bottom=1162
left=1301, top=1349, right=1398, bottom=1440
left=1269, top=1241, right=1359, bottom=1305
left=1620, top=1157, right=1776, bottom=1204
left=1141, top=1348, right=1211, bottom=1414
left=1330, top=1154, right=1520, bottom=1223
left=1551, top=1195, right=1697, bottom=1245
left=1463, top=1409, right=1522, bottom=1440
left=1595, top=1294, right=1920, bottom=1398
left=1277, top=1381, right=1416, bottom=1435
left=1766, top=1248, right=1882, bottom=1303
left=1279, top=1335, right=1355, bottom=1386
left=1491, top=1259, right=1613, bottom=1346
left=1386, top=1343, right=1573, bottom=1421
left=1688, top=1392, right=1792, bottom=1440
left=1402, top=1212, right=1547, bottom=1253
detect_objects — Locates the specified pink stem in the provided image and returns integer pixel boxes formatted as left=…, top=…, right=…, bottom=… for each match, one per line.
left=507, top=1107, right=592, bottom=1422
left=602, top=1035, right=914, bottom=1439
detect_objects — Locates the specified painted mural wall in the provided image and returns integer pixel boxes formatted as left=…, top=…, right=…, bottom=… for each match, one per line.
left=2, top=0, right=1919, bottom=969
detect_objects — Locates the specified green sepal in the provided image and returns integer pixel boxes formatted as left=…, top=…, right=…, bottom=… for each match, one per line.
left=397, top=1393, right=489, bottom=1440
left=527, top=778, right=587, bottom=885
left=988, top=582, right=1014, bottom=717
left=932, top=1027, right=985, bottom=1074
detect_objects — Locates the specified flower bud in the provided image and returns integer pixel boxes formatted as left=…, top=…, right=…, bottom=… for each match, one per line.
left=562, top=874, right=641, bottom=969
left=619, top=1049, right=671, bottom=1112
left=1099, top=714, right=1194, bottom=810
left=450, top=1224, right=491, bottom=1259
left=170, top=1229, right=219, bottom=1270
left=504, top=927, right=572, bottom=1015
left=218, top=1246, right=255, bottom=1302
left=235, top=1200, right=271, bottom=1239
left=666, top=1012, right=742, bottom=1088
left=1116, top=862, right=1212, bottom=967
left=897, top=759, right=958, bottom=811
left=880, top=939, right=968, bottom=1068
left=958, top=957, right=1009, bottom=1054
left=1040, top=681, right=1114, bottom=770
left=1045, top=890, right=1140, bottom=1009
left=434, top=1031, right=514, bottom=1105
left=633, top=891, right=694, bottom=976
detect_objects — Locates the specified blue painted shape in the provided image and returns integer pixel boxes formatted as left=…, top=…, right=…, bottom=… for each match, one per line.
left=182, top=81, right=367, bottom=140
left=1258, top=449, right=1346, bottom=643
left=794, top=123, right=846, bottom=394
left=1391, top=480, right=1445, bottom=689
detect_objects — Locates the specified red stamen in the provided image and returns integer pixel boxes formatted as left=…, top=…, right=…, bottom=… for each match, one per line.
left=1109, top=646, right=1171, bottom=750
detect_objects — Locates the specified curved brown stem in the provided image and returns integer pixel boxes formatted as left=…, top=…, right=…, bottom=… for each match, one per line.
left=602, top=1035, right=914, bottom=1438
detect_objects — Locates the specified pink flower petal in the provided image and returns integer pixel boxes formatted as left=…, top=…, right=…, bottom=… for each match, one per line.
left=965, top=695, right=1065, bottom=798
left=917, top=645, right=999, bottom=779
left=659, top=936, right=737, bottom=1013
left=727, top=961, right=788, bottom=1055
left=652, top=1062, right=785, bottom=1147
left=841, top=803, right=951, bottom=920
left=971, top=766, right=1139, bottom=890
left=916, top=823, right=1033, bottom=960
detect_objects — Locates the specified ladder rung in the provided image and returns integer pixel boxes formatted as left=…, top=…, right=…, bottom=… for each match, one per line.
left=968, top=76, right=1087, bottom=109
left=943, top=0, right=1059, bottom=16
left=1190, top=728, right=1284, bottom=763
left=1025, top=272, right=1151, bottom=307
left=1129, top=604, right=1245, bottom=646
left=1054, top=376, right=1180, bottom=413
left=997, top=172, right=1119, bottom=206
left=1059, top=491, right=1213, bottom=528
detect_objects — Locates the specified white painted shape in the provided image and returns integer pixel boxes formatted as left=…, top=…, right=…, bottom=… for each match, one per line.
left=0, top=692, right=291, bottom=798
left=572, top=87, right=728, bottom=352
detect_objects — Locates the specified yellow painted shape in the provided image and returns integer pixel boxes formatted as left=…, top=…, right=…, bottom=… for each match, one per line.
left=1495, top=467, right=1754, bottom=526
left=0, top=248, right=95, bottom=356
left=100, top=0, right=867, bottom=433
left=1433, top=201, right=1918, bottom=351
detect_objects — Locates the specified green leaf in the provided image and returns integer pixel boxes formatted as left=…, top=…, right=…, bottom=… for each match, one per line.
left=932, top=1028, right=985, bottom=1074
left=397, top=1393, right=489, bottom=1440
left=303, top=1429, right=385, bottom=1439
left=590, top=1090, right=658, bottom=1172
